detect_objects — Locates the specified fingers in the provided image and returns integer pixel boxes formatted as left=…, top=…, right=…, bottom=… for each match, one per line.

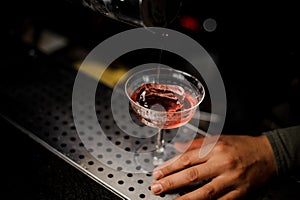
left=174, top=137, right=205, bottom=152
left=172, top=177, right=232, bottom=200
left=151, top=163, right=217, bottom=195
left=152, top=148, right=208, bottom=179
left=217, top=190, right=244, bottom=200
left=151, top=169, right=245, bottom=200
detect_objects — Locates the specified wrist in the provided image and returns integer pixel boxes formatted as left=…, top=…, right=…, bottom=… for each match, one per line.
left=258, top=134, right=277, bottom=176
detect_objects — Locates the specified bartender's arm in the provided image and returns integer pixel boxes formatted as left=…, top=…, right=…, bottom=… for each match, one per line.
left=150, top=125, right=300, bottom=200
left=263, top=125, right=300, bottom=176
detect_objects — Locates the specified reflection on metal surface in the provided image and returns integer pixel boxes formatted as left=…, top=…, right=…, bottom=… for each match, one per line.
left=0, top=60, right=204, bottom=199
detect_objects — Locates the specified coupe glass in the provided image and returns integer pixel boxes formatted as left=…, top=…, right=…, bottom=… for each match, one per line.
left=125, top=67, right=205, bottom=170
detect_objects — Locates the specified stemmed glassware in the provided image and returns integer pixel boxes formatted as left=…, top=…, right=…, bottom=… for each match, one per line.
left=125, top=67, right=205, bottom=171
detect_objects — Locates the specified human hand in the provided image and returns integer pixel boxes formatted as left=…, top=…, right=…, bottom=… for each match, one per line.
left=150, top=134, right=276, bottom=200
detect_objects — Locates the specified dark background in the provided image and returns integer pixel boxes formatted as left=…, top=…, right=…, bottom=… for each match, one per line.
left=2, top=0, right=300, bottom=199
left=4, top=0, right=299, bottom=133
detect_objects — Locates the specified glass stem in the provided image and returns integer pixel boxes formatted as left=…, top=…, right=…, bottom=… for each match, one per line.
left=156, top=128, right=165, bottom=153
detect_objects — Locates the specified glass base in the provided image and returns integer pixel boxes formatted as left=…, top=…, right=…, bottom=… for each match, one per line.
left=134, top=143, right=178, bottom=173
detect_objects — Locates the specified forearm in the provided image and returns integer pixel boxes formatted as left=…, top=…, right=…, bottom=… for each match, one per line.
left=263, top=125, right=300, bottom=176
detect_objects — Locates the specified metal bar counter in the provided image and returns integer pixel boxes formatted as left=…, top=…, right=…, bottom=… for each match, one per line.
left=0, top=39, right=197, bottom=199
left=1, top=39, right=299, bottom=200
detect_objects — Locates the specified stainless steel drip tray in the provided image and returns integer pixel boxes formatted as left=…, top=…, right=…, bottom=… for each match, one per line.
left=0, top=48, right=203, bottom=199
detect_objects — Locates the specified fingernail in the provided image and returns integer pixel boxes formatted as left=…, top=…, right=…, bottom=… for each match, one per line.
left=152, top=170, right=163, bottom=179
left=151, top=183, right=163, bottom=194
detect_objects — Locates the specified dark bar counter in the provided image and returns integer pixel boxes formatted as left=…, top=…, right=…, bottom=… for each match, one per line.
left=1, top=33, right=299, bottom=200
left=2, top=0, right=300, bottom=199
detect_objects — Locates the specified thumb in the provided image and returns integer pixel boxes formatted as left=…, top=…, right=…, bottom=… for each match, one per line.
left=174, top=137, right=205, bottom=152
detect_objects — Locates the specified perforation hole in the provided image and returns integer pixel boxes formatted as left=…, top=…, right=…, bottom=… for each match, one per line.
left=108, top=174, right=114, bottom=178
left=97, top=167, right=104, bottom=172
left=1, top=69, right=189, bottom=200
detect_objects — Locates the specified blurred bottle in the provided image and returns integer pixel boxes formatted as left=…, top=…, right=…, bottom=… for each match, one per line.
left=69, top=0, right=182, bottom=27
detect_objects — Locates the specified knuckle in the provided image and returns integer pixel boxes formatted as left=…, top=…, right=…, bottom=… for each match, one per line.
left=222, top=155, right=238, bottom=169
left=213, top=141, right=227, bottom=153
left=185, top=168, right=200, bottom=182
left=201, top=185, right=215, bottom=200
left=161, top=166, right=171, bottom=176
left=180, top=154, right=193, bottom=167
left=161, top=178, right=175, bottom=190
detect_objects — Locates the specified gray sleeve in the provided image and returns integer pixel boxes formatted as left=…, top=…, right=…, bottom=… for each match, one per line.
left=263, top=125, right=300, bottom=176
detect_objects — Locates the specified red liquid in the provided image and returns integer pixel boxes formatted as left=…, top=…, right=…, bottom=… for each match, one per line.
left=130, top=83, right=198, bottom=129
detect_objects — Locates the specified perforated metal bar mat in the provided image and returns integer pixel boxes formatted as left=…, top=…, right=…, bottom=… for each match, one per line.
left=0, top=45, right=207, bottom=199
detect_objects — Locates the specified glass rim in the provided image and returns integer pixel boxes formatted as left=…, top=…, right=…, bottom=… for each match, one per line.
left=124, top=67, right=205, bottom=114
